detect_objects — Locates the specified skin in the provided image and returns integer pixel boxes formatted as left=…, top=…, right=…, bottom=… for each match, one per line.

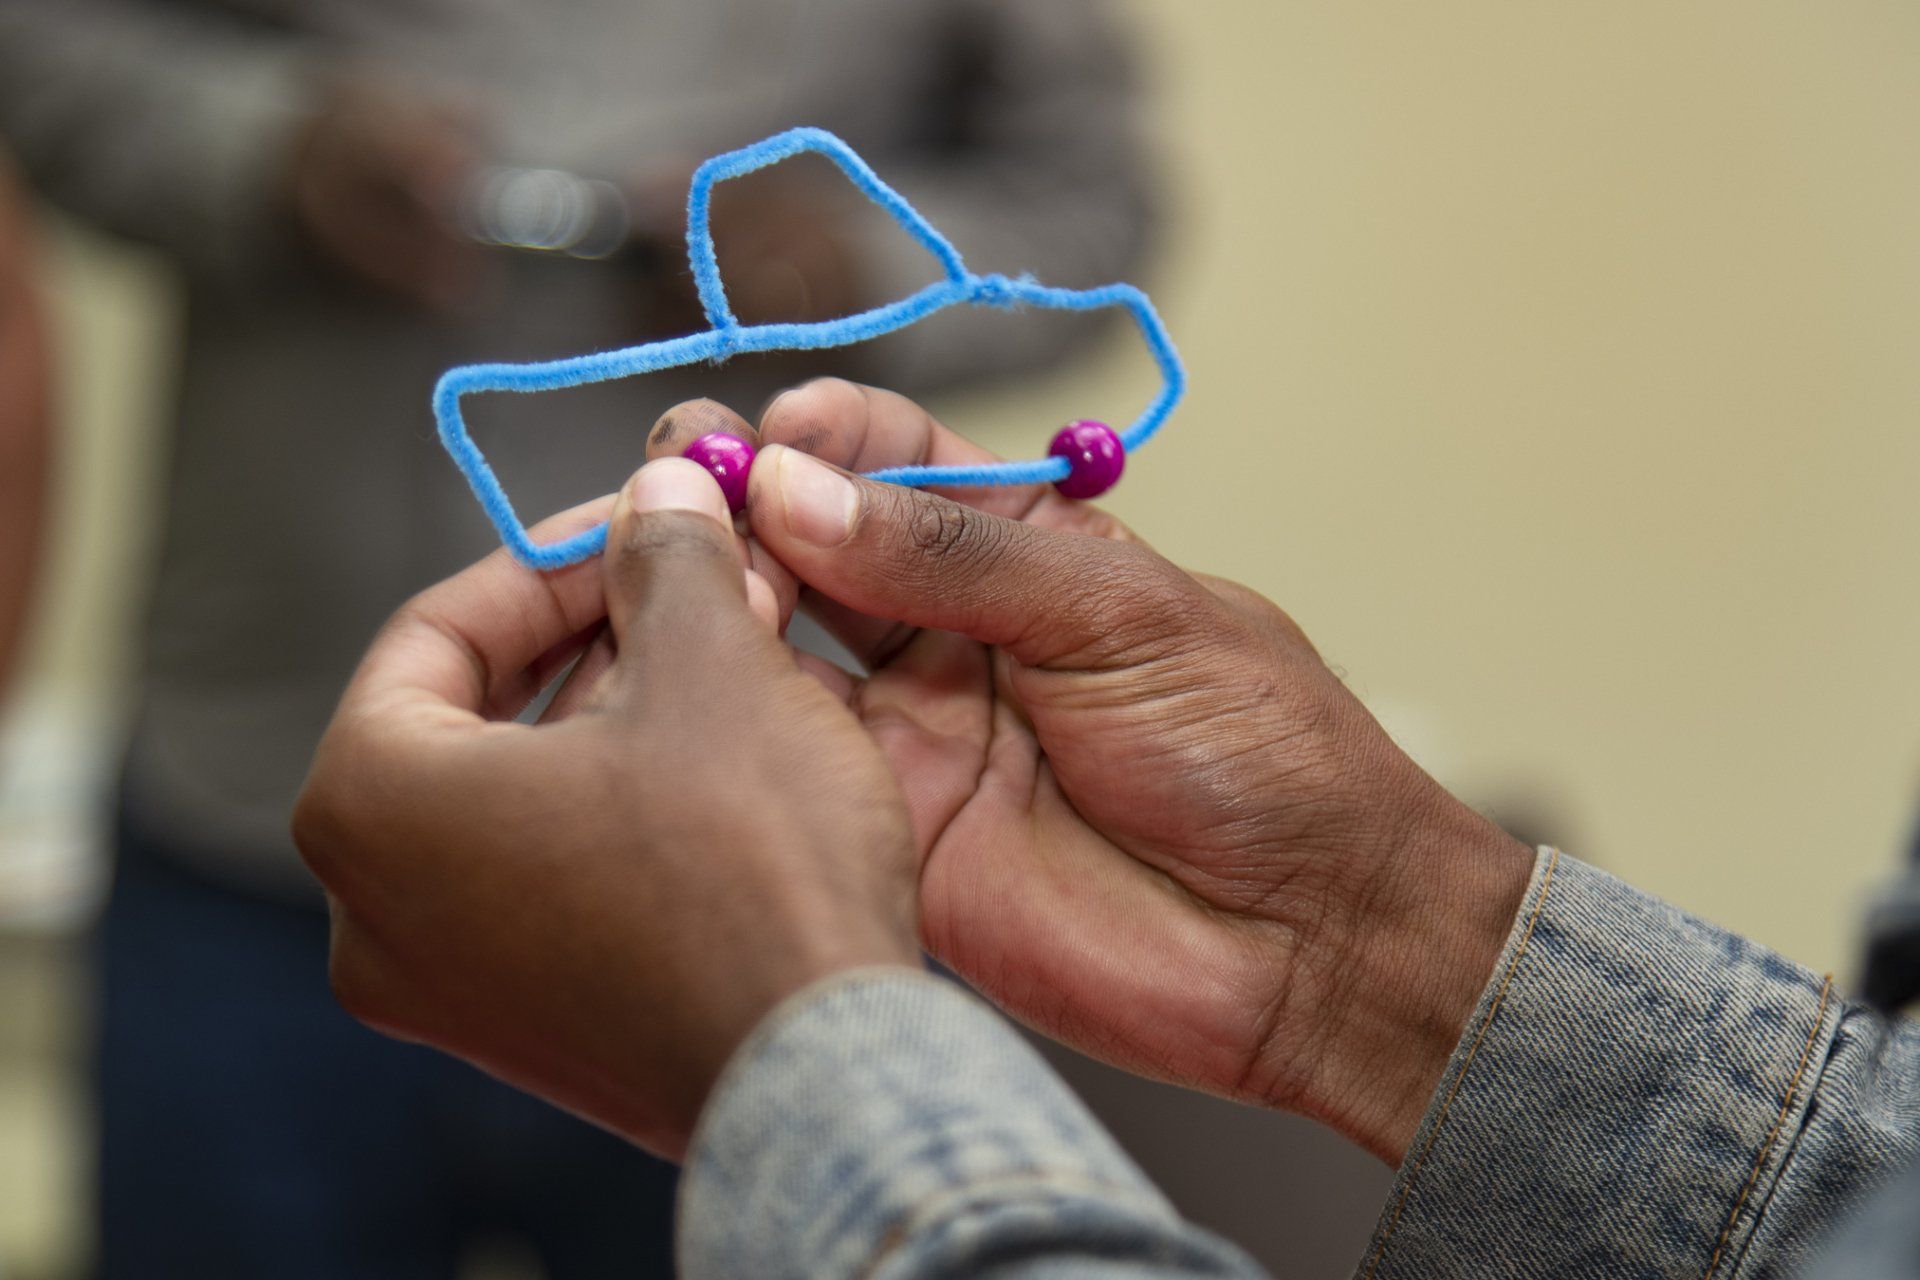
left=732, top=380, right=1535, bottom=1163
left=0, top=148, right=50, bottom=701
left=301, top=379, right=1535, bottom=1169
left=295, top=462, right=919, bottom=1159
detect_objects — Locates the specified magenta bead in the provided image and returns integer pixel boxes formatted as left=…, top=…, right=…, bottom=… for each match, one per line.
left=682, top=432, right=756, bottom=514
left=1047, top=420, right=1125, bottom=499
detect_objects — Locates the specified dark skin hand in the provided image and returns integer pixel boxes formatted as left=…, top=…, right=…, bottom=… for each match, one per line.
left=653, top=380, right=1535, bottom=1165
left=306, top=382, right=1532, bottom=1168
left=284, top=76, right=489, bottom=312
left=294, top=461, right=918, bottom=1158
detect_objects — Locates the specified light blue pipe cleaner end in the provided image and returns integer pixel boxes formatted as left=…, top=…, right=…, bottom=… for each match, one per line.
left=432, top=126, right=1186, bottom=570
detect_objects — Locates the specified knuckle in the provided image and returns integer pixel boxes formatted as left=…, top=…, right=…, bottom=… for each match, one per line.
left=1062, top=548, right=1211, bottom=664
left=1082, top=542, right=1181, bottom=613
left=613, top=510, right=732, bottom=563
left=762, top=376, right=862, bottom=454
left=799, top=375, right=861, bottom=404
left=290, top=745, right=363, bottom=886
left=290, top=725, right=407, bottom=901
left=902, top=493, right=994, bottom=565
left=326, top=931, right=389, bottom=1029
left=1193, top=573, right=1315, bottom=651
left=288, top=785, right=344, bottom=879
left=1060, top=504, right=1139, bottom=545
left=381, top=597, right=435, bottom=648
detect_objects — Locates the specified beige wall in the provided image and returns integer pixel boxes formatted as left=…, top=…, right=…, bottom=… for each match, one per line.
left=912, top=2, right=1920, bottom=974
left=1092, top=2, right=1920, bottom=975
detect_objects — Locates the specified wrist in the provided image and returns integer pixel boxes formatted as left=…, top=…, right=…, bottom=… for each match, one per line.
left=668, top=947, right=922, bottom=1155
left=1266, top=782, right=1535, bottom=1164
left=669, top=835, right=921, bottom=1132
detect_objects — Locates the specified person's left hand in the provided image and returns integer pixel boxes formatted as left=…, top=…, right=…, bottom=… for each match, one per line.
left=627, top=157, right=865, bottom=332
left=293, top=459, right=918, bottom=1159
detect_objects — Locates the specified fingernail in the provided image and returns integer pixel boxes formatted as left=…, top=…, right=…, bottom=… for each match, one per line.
left=627, top=457, right=728, bottom=522
left=773, top=446, right=856, bottom=546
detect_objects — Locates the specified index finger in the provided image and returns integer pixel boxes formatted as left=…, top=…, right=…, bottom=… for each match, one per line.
left=759, top=379, right=1037, bottom=518
left=343, top=495, right=617, bottom=721
left=755, top=379, right=1137, bottom=667
left=759, top=379, right=1138, bottom=541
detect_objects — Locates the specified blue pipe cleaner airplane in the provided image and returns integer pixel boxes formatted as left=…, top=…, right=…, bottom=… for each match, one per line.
left=433, top=126, right=1186, bottom=570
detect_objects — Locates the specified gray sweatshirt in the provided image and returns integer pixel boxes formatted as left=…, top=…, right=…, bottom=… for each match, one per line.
left=0, top=0, right=1155, bottom=894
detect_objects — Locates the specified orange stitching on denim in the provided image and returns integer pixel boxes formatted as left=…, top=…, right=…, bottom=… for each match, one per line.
left=1359, top=847, right=1559, bottom=1280
left=1701, top=974, right=1833, bottom=1280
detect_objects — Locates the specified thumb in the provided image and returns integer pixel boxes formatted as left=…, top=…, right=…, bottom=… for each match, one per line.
left=747, top=444, right=1193, bottom=669
left=603, top=458, right=775, bottom=667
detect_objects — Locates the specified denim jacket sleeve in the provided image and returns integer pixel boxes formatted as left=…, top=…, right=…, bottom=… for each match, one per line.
left=680, top=850, right=1920, bottom=1280
left=677, top=967, right=1268, bottom=1280
left=1358, top=847, right=1920, bottom=1280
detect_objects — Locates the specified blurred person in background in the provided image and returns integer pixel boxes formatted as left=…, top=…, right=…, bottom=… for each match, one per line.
left=0, top=2, right=1154, bottom=1276
left=0, top=144, right=48, bottom=704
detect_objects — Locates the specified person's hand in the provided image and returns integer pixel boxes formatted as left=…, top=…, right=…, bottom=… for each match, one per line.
left=284, top=76, right=488, bottom=311
left=293, top=460, right=918, bottom=1158
left=730, top=379, right=1535, bottom=1165
left=627, top=157, right=865, bottom=332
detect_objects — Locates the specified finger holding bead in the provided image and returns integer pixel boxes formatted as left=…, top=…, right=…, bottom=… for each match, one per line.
left=747, top=447, right=1185, bottom=673
left=754, top=379, right=1141, bottom=668
left=603, top=460, right=754, bottom=661
left=646, top=397, right=756, bottom=462
left=649, top=398, right=759, bottom=518
left=760, top=379, right=1037, bottom=519
left=646, top=398, right=801, bottom=631
left=759, top=379, right=1138, bottom=539
left=682, top=431, right=756, bottom=515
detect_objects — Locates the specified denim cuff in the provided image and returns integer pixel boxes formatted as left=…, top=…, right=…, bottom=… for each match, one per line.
left=1356, top=848, right=1842, bottom=1280
left=679, top=968, right=1252, bottom=1280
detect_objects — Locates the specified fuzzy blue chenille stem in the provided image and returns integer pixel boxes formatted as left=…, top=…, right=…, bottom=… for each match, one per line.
left=433, top=126, right=1186, bottom=570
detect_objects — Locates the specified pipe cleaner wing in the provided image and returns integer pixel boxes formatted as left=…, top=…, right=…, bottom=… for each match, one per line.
left=432, top=126, right=1185, bottom=570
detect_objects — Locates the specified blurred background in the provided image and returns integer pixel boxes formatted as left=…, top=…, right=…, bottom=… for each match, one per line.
left=3, top=2, right=1920, bottom=1277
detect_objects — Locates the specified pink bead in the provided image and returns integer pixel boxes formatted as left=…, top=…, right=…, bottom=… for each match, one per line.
left=1048, top=420, right=1125, bottom=499
left=682, top=432, right=756, bottom=514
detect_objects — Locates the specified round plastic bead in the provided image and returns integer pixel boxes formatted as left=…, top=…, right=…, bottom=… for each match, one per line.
left=1047, top=420, right=1125, bottom=499
left=682, top=432, right=756, bottom=514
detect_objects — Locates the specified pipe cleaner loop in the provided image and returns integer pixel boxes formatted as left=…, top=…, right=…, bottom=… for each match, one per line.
left=432, top=126, right=1186, bottom=570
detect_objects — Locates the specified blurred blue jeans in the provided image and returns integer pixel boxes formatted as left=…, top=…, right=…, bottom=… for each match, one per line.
left=92, top=804, right=678, bottom=1279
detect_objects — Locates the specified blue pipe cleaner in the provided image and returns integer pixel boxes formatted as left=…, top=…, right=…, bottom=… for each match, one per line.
left=433, top=126, right=1186, bottom=570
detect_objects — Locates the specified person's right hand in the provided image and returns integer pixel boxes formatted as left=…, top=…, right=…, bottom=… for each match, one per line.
left=284, top=76, right=485, bottom=310
left=294, top=460, right=918, bottom=1158
left=735, top=379, right=1537, bottom=1166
